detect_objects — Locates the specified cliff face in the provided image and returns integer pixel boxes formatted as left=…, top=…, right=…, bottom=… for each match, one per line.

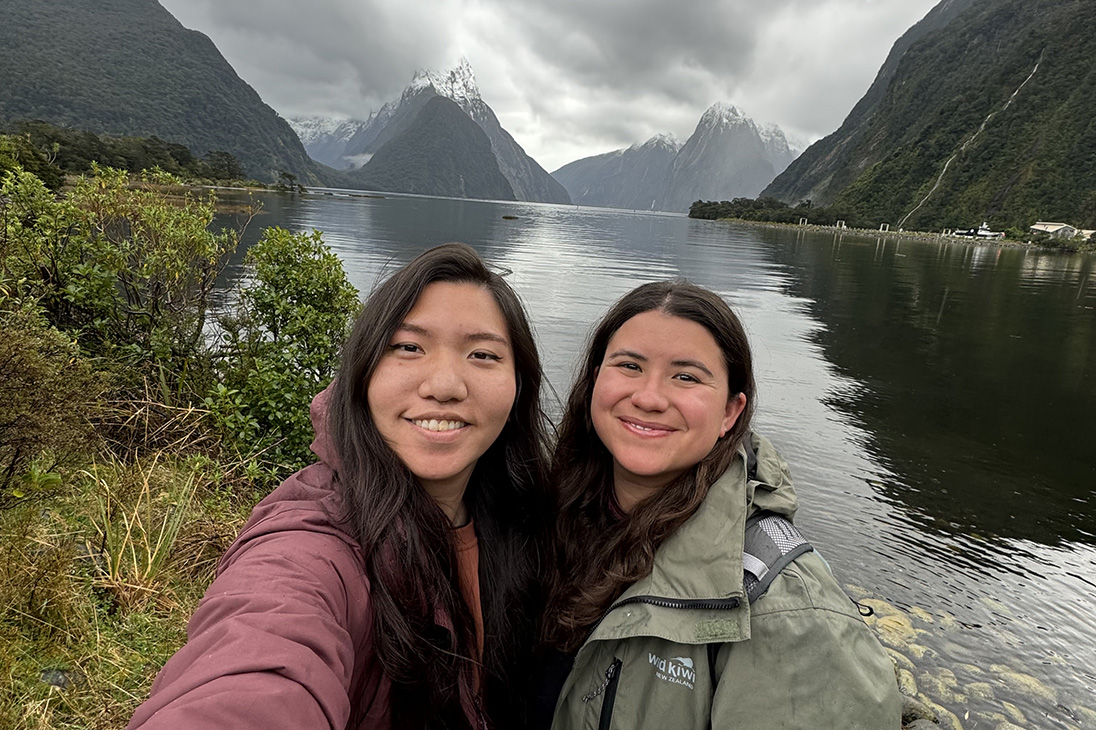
left=764, top=0, right=1096, bottom=229
left=347, top=96, right=516, bottom=201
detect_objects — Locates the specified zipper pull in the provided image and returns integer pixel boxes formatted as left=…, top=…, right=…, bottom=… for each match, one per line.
left=581, top=659, right=620, bottom=702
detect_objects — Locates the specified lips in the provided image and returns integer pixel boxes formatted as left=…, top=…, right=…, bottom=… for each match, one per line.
left=619, top=416, right=676, bottom=435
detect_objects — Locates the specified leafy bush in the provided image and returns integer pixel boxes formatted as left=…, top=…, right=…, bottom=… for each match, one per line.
left=0, top=299, right=103, bottom=506
left=211, top=227, right=359, bottom=474
left=1, top=164, right=246, bottom=398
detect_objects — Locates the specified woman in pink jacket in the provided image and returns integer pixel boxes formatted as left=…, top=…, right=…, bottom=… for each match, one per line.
left=128, top=243, right=552, bottom=730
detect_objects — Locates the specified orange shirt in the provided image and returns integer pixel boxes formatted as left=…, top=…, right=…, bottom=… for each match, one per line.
left=452, top=521, right=484, bottom=660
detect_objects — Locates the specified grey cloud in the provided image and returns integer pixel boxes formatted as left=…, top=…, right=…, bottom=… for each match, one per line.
left=159, top=0, right=941, bottom=170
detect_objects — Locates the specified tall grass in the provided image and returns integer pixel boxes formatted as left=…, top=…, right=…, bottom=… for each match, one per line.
left=86, top=453, right=200, bottom=612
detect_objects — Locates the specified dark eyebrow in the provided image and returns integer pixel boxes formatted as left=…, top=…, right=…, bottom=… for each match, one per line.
left=672, top=359, right=714, bottom=378
left=606, top=348, right=647, bottom=362
left=466, top=332, right=510, bottom=347
left=395, top=323, right=509, bottom=347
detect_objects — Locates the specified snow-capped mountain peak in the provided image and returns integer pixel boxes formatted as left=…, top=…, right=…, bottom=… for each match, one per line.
left=758, top=122, right=792, bottom=153
left=408, top=57, right=481, bottom=105
left=699, top=102, right=755, bottom=132
left=288, top=116, right=365, bottom=145
left=632, top=133, right=682, bottom=153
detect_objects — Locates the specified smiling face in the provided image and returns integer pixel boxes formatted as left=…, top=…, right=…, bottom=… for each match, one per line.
left=367, top=281, right=517, bottom=503
left=591, top=309, right=747, bottom=503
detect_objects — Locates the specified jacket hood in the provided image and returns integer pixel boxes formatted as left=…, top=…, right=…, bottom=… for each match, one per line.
left=309, top=382, right=340, bottom=469
left=589, top=432, right=799, bottom=646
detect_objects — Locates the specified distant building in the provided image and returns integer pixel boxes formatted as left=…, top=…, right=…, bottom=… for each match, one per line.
left=1030, top=221, right=1078, bottom=239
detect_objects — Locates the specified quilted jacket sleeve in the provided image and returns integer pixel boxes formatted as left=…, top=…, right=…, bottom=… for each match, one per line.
left=126, top=525, right=375, bottom=730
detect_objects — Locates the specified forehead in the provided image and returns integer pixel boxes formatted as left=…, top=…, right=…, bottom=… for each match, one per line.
left=405, top=281, right=508, bottom=332
left=607, top=310, right=724, bottom=364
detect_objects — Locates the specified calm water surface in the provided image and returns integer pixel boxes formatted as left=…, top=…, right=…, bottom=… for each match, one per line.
left=218, top=189, right=1096, bottom=729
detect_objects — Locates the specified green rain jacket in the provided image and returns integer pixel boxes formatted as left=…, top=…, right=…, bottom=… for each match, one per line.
left=550, top=433, right=902, bottom=730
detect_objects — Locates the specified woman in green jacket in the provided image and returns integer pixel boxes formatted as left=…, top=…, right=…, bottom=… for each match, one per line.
left=541, top=280, right=901, bottom=729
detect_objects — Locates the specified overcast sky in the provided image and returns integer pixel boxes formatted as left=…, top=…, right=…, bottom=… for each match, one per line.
left=158, top=0, right=940, bottom=172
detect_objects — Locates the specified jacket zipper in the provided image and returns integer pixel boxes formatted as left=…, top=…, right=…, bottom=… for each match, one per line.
left=596, top=658, right=622, bottom=730
left=584, top=594, right=742, bottom=643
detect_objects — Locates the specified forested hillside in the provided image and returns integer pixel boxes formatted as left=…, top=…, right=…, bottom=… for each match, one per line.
left=0, top=0, right=322, bottom=184
left=764, top=0, right=1096, bottom=230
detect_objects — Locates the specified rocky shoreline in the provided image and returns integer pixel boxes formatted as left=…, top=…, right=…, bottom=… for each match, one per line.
left=712, top=218, right=1086, bottom=253
left=850, top=592, right=1095, bottom=730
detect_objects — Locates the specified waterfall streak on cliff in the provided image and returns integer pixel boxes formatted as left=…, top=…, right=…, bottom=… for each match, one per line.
left=898, top=53, right=1043, bottom=229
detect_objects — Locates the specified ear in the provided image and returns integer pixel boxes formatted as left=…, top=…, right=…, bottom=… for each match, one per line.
left=720, top=392, right=747, bottom=438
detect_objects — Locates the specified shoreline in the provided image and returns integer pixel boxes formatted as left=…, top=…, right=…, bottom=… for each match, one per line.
left=708, top=217, right=1091, bottom=253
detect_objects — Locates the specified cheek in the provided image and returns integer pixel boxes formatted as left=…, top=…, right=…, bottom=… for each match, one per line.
left=590, top=376, right=617, bottom=432
left=483, top=371, right=518, bottom=426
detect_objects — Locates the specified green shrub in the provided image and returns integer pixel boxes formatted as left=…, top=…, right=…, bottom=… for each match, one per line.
left=0, top=300, right=103, bottom=506
left=0, top=165, right=245, bottom=399
left=211, top=227, right=359, bottom=475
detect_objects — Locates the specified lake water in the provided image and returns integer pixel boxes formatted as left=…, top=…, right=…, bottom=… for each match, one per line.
left=217, top=188, right=1096, bottom=729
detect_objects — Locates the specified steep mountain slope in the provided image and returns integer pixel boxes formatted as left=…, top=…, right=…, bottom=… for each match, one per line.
left=288, top=117, right=367, bottom=169
left=338, top=61, right=570, bottom=204
left=662, top=104, right=780, bottom=211
left=347, top=96, right=515, bottom=201
left=553, top=135, right=681, bottom=210
left=0, top=0, right=322, bottom=183
left=553, top=104, right=798, bottom=212
left=764, top=0, right=1096, bottom=230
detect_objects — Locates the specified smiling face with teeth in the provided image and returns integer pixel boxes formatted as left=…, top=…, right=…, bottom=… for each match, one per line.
left=591, top=309, right=747, bottom=509
left=367, top=281, right=517, bottom=510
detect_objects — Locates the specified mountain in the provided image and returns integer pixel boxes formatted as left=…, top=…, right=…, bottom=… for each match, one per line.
left=552, top=104, right=799, bottom=212
left=662, top=103, right=791, bottom=212
left=288, top=117, right=368, bottom=169
left=0, top=0, right=323, bottom=184
left=347, top=96, right=515, bottom=201
left=552, top=134, right=681, bottom=210
left=324, top=60, right=570, bottom=204
left=763, top=0, right=1096, bottom=230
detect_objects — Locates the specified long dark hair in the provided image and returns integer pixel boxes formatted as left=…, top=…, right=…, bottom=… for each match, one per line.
left=330, top=243, right=550, bottom=729
left=543, top=280, right=755, bottom=652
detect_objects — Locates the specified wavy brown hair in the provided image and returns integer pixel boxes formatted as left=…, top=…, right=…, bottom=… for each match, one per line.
left=542, top=280, right=755, bottom=652
left=329, top=243, right=551, bottom=729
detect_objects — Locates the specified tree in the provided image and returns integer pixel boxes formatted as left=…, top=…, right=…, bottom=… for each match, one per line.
left=203, top=150, right=245, bottom=181
left=211, top=227, right=358, bottom=473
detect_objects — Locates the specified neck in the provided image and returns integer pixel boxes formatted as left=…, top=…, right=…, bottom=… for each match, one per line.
left=424, top=480, right=470, bottom=526
left=612, top=476, right=669, bottom=514
left=611, top=461, right=683, bottom=513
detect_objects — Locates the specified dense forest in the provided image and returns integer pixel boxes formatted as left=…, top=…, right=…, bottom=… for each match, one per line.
left=764, top=0, right=1096, bottom=232
left=0, top=120, right=249, bottom=188
left=0, top=0, right=323, bottom=184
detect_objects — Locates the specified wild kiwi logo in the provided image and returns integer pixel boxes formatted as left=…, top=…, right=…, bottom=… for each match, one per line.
left=648, top=653, right=696, bottom=690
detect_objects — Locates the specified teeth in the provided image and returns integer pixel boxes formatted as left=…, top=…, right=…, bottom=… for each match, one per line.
left=413, top=419, right=466, bottom=432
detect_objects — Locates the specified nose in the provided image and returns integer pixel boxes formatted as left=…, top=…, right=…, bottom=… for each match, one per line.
left=630, top=377, right=668, bottom=412
left=417, top=353, right=468, bottom=403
